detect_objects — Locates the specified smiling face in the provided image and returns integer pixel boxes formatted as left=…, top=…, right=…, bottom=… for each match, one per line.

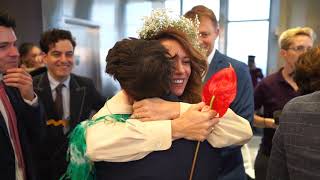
left=161, top=39, right=191, bottom=96
left=43, top=39, right=74, bottom=81
left=198, top=16, right=219, bottom=56
left=0, top=26, right=19, bottom=73
left=27, top=46, right=43, bottom=68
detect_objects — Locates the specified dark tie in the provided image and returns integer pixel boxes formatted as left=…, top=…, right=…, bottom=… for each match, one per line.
left=0, top=82, right=26, bottom=179
left=54, top=83, right=64, bottom=120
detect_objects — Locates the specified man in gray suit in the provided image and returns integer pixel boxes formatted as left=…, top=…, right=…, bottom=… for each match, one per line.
left=267, top=47, right=320, bottom=180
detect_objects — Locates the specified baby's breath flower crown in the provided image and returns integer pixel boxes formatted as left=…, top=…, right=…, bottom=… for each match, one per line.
left=138, top=9, right=206, bottom=55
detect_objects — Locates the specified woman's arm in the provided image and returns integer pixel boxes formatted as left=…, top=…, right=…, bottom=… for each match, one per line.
left=180, top=103, right=253, bottom=147
left=133, top=99, right=253, bottom=148
left=206, top=108, right=253, bottom=148
left=86, top=102, right=217, bottom=162
left=86, top=119, right=172, bottom=162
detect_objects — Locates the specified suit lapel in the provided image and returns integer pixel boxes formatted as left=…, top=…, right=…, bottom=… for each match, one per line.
left=69, top=75, right=86, bottom=130
left=34, top=73, right=57, bottom=119
left=0, top=87, right=20, bottom=143
left=204, top=50, right=224, bottom=82
left=0, top=115, right=9, bottom=139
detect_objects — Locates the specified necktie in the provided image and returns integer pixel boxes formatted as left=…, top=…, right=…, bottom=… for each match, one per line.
left=0, top=82, right=26, bottom=179
left=54, top=83, right=64, bottom=120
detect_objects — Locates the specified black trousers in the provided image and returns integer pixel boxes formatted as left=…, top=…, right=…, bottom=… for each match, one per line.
left=254, top=149, right=270, bottom=180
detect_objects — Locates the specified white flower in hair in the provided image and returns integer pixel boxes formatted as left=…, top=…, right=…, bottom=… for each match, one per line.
left=138, top=9, right=205, bottom=55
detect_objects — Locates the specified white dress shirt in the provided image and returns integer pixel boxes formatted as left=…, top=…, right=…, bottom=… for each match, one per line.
left=86, top=90, right=252, bottom=162
left=207, top=48, right=216, bottom=66
left=47, top=73, right=70, bottom=133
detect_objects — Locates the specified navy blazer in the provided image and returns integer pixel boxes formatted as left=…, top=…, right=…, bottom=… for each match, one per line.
left=32, top=73, right=105, bottom=180
left=267, top=91, right=320, bottom=180
left=205, top=50, right=254, bottom=123
left=205, top=50, right=254, bottom=177
left=0, top=86, right=45, bottom=180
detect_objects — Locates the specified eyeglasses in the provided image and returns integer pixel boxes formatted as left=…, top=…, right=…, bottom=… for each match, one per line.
left=287, top=45, right=312, bottom=52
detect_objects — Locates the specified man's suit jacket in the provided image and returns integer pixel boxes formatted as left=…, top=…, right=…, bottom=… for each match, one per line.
left=0, top=86, right=45, bottom=180
left=267, top=91, right=320, bottom=180
left=205, top=50, right=254, bottom=178
left=32, top=73, right=105, bottom=180
left=205, top=50, right=254, bottom=123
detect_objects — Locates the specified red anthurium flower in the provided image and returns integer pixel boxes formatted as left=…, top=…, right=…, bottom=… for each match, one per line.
left=202, top=64, right=237, bottom=117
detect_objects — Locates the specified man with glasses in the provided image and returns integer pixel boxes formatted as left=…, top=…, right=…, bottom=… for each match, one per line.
left=253, top=27, right=316, bottom=180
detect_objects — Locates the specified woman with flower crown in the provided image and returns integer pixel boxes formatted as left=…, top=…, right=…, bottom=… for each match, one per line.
left=64, top=10, right=252, bottom=180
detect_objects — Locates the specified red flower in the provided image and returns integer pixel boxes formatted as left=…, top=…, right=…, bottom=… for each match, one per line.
left=202, top=64, right=237, bottom=117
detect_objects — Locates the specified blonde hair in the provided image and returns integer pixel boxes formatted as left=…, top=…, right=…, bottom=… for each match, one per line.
left=278, top=27, right=316, bottom=49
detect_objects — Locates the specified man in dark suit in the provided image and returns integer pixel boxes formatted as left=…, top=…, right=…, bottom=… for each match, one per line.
left=0, top=11, right=45, bottom=180
left=267, top=47, right=320, bottom=180
left=185, top=5, right=254, bottom=180
left=32, top=29, right=105, bottom=180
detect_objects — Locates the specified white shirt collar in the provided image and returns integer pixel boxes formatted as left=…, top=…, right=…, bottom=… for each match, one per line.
left=47, top=72, right=70, bottom=90
left=207, top=48, right=216, bottom=65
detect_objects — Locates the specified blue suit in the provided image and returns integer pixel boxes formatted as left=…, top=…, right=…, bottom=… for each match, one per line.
left=0, top=86, right=45, bottom=180
left=205, top=50, right=254, bottom=180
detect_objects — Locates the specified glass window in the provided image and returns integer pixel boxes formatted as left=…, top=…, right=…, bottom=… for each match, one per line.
left=226, top=21, right=269, bottom=75
left=125, top=1, right=153, bottom=38
left=165, top=0, right=181, bottom=14
left=182, top=0, right=219, bottom=19
left=228, top=0, right=270, bottom=21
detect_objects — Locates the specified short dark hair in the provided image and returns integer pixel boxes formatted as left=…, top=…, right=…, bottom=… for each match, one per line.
left=0, top=11, right=16, bottom=29
left=294, top=47, right=320, bottom=95
left=106, top=38, right=173, bottom=101
left=40, top=28, right=76, bottom=53
left=184, top=5, right=218, bottom=28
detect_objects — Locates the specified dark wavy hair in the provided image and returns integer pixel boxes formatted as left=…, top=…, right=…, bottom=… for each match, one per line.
left=106, top=38, right=173, bottom=101
left=40, top=28, right=76, bottom=53
left=150, top=29, right=207, bottom=103
left=0, top=10, right=15, bottom=29
left=294, top=47, right=320, bottom=95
